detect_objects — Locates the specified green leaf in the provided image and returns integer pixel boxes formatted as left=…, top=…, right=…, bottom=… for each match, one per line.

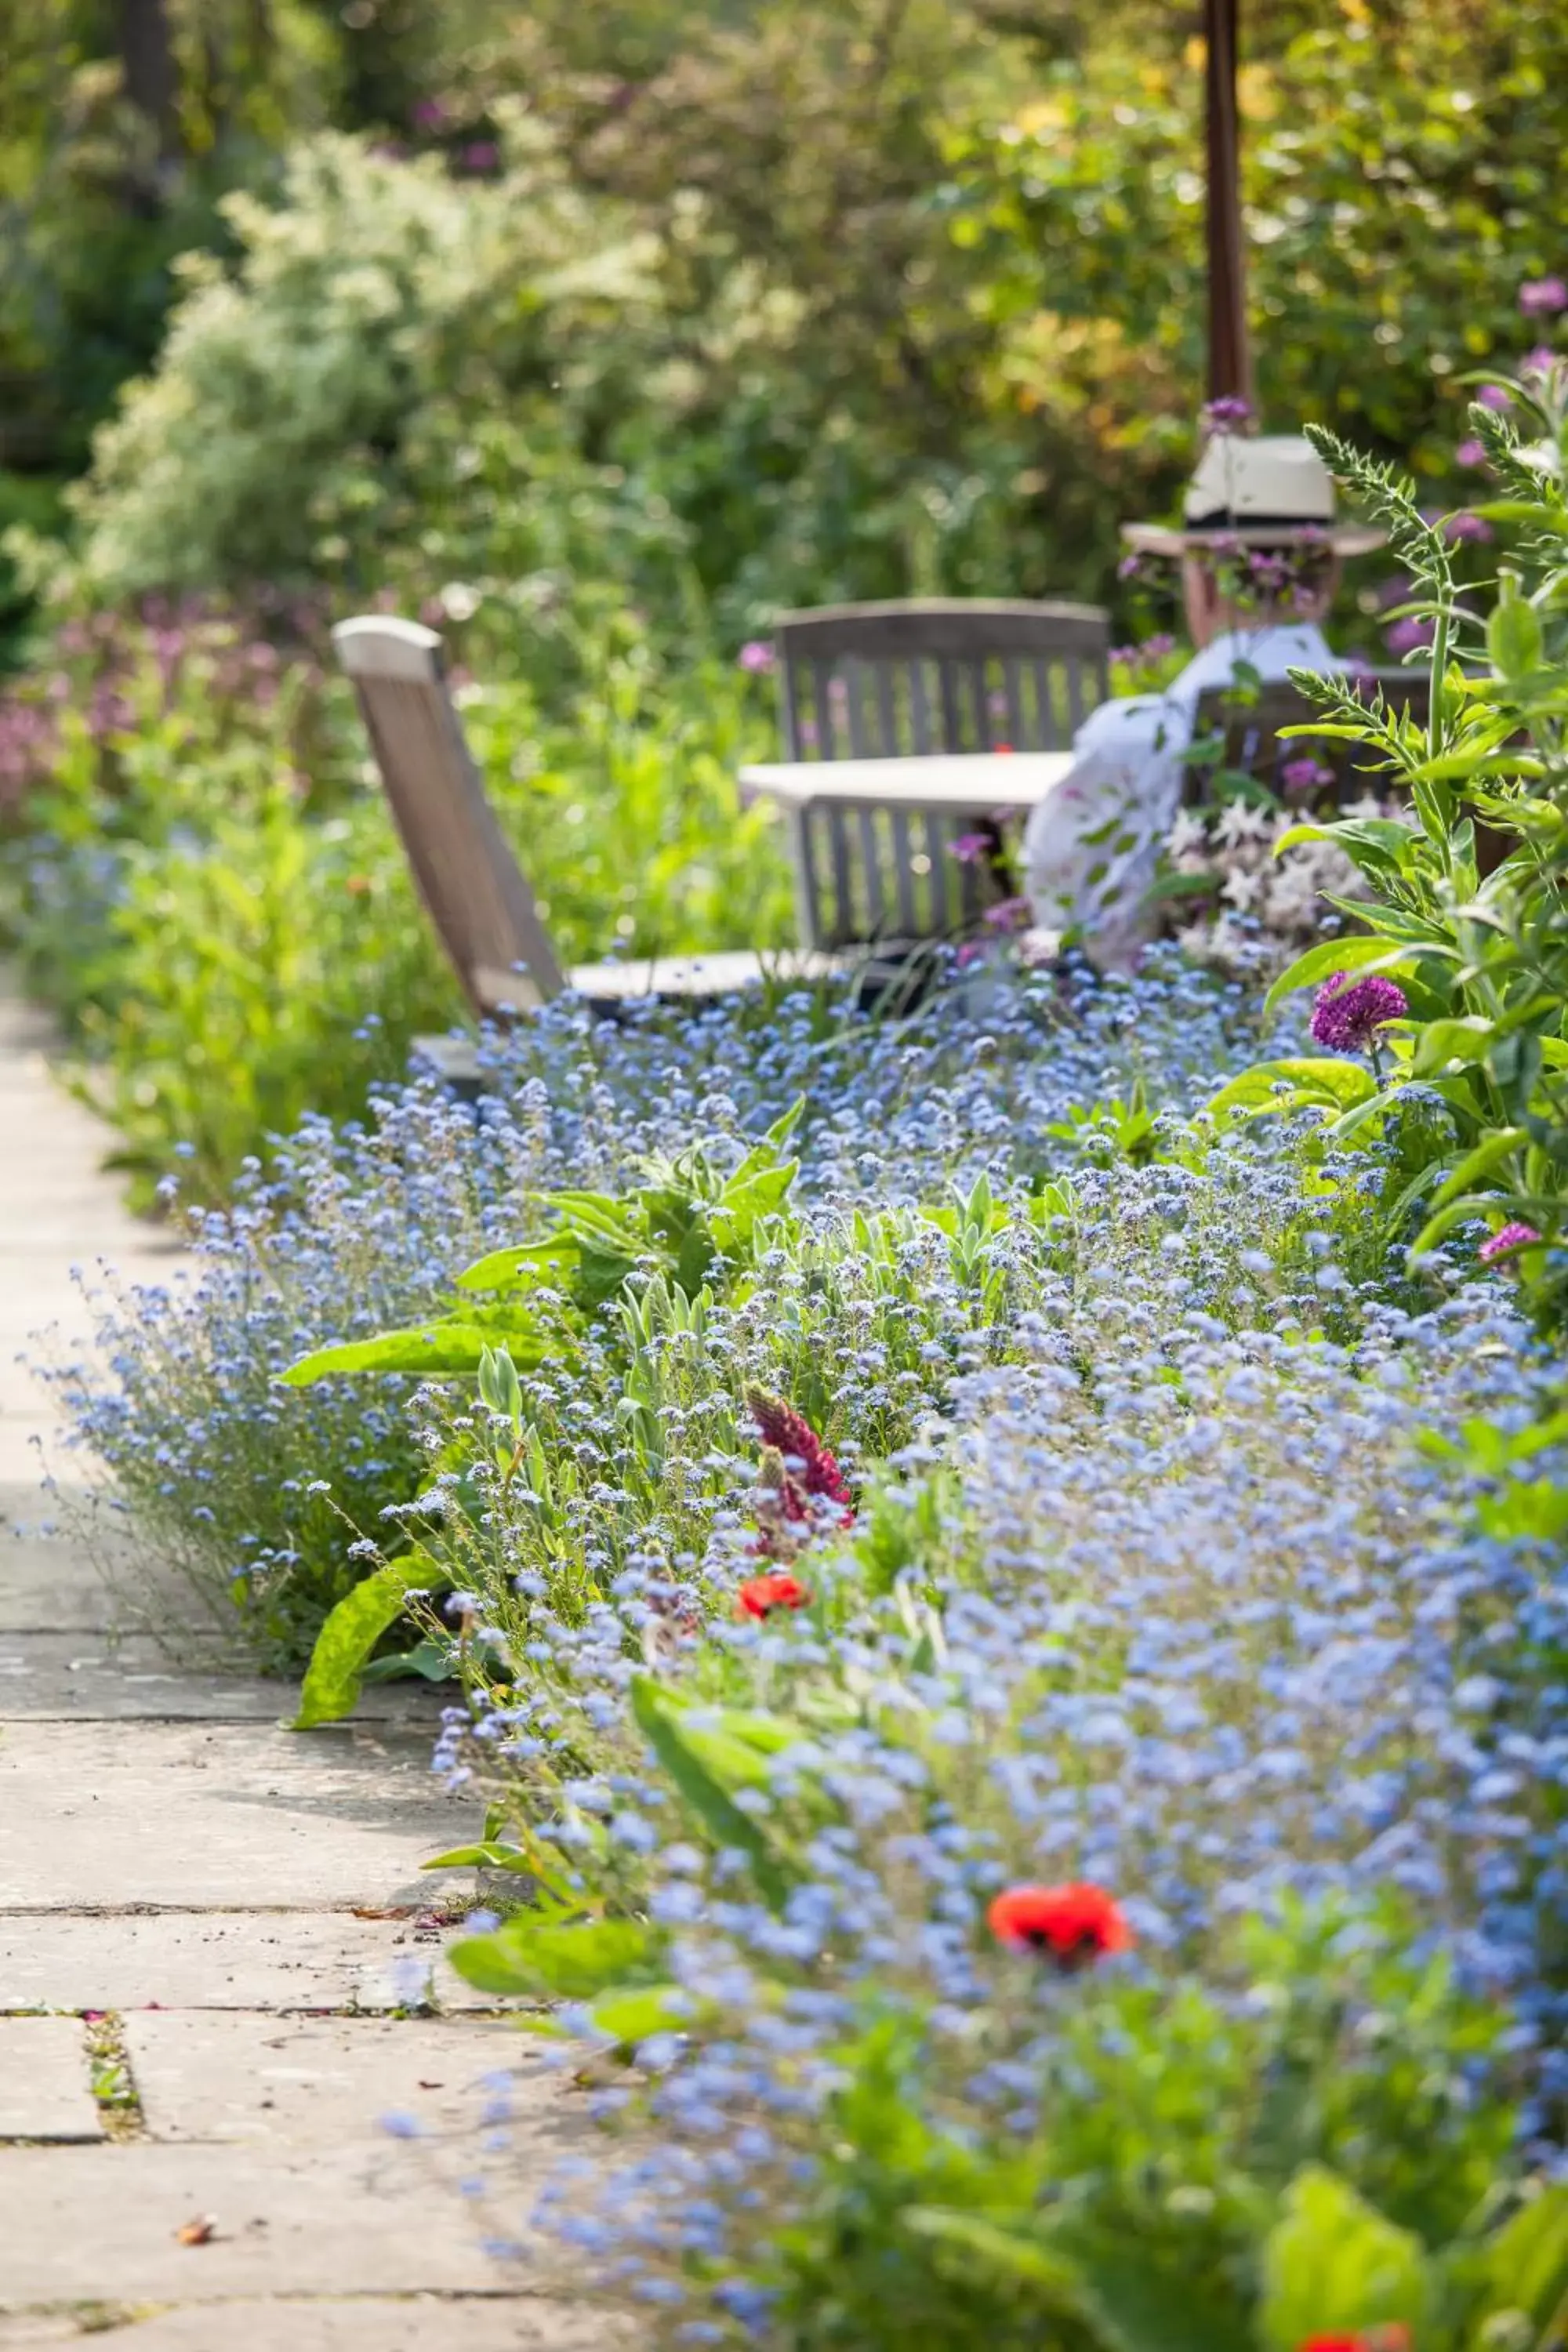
left=448, top=1916, right=659, bottom=2001
left=586, top=1983, right=695, bottom=2049
left=282, top=1319, right=542, bottom=1384
left=1488, top=589, right=1544, bottom=682
left=291, top=1556, right=453, bottom=1730
left=1472, top=2185, right=1568, bottom=2338
left=457, top=1236, right=580, bottom=1293
left=1263, top=935, right=1417, bottom=1019
left=902, top=2209, right=1083, bottom=2295
left=630, top=1674, right=794, bottom=1913
left=421, top=1842, right=534, bottom=1872
left=1209, top=1058, right=1381, bottom=1121
left=1260, top=2166, right=1433, bottom=2352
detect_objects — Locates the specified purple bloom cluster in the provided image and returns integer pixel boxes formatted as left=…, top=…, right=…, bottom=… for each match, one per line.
left=1309, top=971, right=1408, bottom=1054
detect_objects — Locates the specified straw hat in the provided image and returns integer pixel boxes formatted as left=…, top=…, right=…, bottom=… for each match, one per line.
left=1121, top=433, right=1384, bottom=557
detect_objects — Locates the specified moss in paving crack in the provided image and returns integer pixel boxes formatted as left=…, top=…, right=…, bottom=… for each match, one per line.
left=82, top=2013, right=143, bottom=2142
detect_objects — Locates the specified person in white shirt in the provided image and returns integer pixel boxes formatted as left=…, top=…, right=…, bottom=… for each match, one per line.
left=1023, top=431, right=1381, bottom=969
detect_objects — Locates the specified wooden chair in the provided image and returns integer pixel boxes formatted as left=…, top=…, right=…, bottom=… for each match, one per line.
left=1186, top=669, right=1432, bottom=812
left=332, top=616, right=844, bottom=1033
left=771, top=598, right=1109, bottom=949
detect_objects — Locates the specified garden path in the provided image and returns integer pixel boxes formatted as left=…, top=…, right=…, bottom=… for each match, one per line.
left=0, top=971, right=598, bottom=2349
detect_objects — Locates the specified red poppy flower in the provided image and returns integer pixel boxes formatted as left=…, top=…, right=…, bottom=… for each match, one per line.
left=1298, top=2333, right=1410, bottom=2352
left=736, top=1571, right=811, bottom=1621
left=986, top=1882, right=1133, bottom=1969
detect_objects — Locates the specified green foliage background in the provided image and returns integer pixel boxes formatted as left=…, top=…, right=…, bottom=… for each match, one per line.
left=2, top=0, right=1566, bottom=1200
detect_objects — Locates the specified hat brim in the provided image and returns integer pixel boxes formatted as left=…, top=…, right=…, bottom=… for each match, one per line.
left=1121, top=520, right=1386, bottom=557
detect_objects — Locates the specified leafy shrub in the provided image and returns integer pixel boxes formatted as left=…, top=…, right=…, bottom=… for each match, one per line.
left=1225, top=369, right=1568, bottom=1326
left=0, top=594, right=794, bottom=1200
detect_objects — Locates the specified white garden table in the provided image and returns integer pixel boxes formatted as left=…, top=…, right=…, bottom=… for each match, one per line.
left=739, top=751, right=1073, bottom=949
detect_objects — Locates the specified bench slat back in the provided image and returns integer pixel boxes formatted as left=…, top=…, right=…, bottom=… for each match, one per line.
left=332, top=617, right=564, bottom=1012
left=776, top=599, right=1109, bottom=764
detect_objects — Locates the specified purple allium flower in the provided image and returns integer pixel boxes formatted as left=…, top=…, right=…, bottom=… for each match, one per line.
left=1475, top=384, right=1512, bottom=412
left=1478, top=1221, right=1541, bottom=1265
left=1385, top=615, right=1436, bottom=656
left=949, top=833, right=992, bottom=865
left=1280, top=757, right=1335, bottom=795
left=1143, top=632, right=1176, bottom=659
left=1443, top=511, right=1494, bottom=544
left=1455, top=437, right=1487, bottom=469
left=1201, top=394, right=1254, bottom=436
left=1309, top=971, right=1408, bottom=1054
left=1519, top=277, right=1567, bottom=317
left=736, top=640, right=775, bottom=675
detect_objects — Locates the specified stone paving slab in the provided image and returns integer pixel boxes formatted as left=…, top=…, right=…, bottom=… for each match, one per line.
left=0, top=2296, right=616, bottom=2348
left=0, top=1635, right=441, bottom=1724
left=0, top=2018, right=102, bottom=2142
left=0, top=2143, right=540, bottom=2303
left=0, top=1723, right=476, bottom=1911
left=125, top=2013, right=557, bottom=2148
left=0, top=1910, right=498, bottom=2016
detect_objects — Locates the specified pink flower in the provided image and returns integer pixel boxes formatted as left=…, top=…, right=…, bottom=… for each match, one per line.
left=745, top=1388, right=851, bottom=1512
left=737, top=640, right=775, bottom=675
left=1385, top=615, right=1436, bottom=656
left=1280, top=757, right=1335, bottom=795
left=949, top=832, right=992, bottom=865
left=1309, top=971, right=1407, bottom=1053
left=1519, top=276, right=1567, bottom=317
left=458, top=140, right=499, bottom=174
left=1523, top=346, right=1559, bottom=380
left=1479, top=1221, right=1541, bottom=1265
left=1475, top=384, right=1512, bottom=412
left=411, top=98, right=446, bottom=129
left=1201, top=394, right=1253, bottom=436
left=1443, top=511, right=1494, bottom=544
left=982, top=896, right=1032, bottom=933
left=1455, top=437, right=1487, bottom=468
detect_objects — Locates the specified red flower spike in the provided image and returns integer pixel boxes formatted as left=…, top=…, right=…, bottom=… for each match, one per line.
left=744, top=1387, right=852, bottom=1511
left=986, top=1882, right=1133, bottom=1970
left=736, top=1571, right=811, bottom=1621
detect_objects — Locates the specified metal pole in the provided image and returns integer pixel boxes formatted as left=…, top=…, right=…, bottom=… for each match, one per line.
left=1204, top=0, right=1253, bottom=408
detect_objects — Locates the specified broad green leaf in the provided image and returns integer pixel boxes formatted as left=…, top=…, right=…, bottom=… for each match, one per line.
left=902, top=2209, right=1083, bottom=2296
left=1488, top=590, right=1544, bottom=682
left=457, top=1237, right=579, bottom=1293
left=1275, top=818, right=1414, bottom=862
left=283, top=1319, right=543, bottom=1384
left=1260, top=2165, right=1434, bottom=2352
left=291, top=1555, right=453, bottom=1730
left=448, top=1916, right=659, bottom=2000
left=421, top=1842, right=534, bottom=1872
left=631, top=1674, right=793, bottom=1913
left=1263, top=935, right=1417, bottom=1018
left=586, top=1984, right=695, bottom=2049
left=1426, top=1127, right=1530, bottom=1215
left=1410, top=1017, right=1495, bottom=1077
left=1209, top=1058, right=1380, bottom=1120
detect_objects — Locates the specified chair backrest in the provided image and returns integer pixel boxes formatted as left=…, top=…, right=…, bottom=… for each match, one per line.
left=332, top=616, right=564, bottom=1014
left=1186, top=668, right=1432, bottom=809
left=775, top=598, right=1110, bottom=763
